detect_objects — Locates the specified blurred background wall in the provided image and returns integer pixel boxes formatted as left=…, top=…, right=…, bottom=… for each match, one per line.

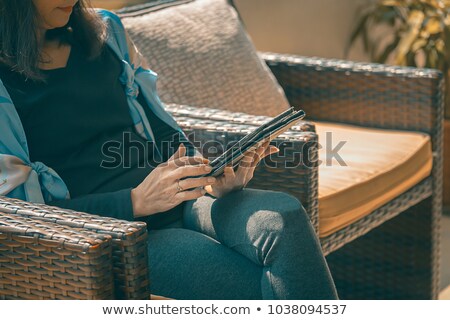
left=93, top=0, right=371, bottom=61
left=233, top=0, right=370, bottom=62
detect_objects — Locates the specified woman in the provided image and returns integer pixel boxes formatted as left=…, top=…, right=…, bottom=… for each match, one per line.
left=0, top=0, right=338, bottom=299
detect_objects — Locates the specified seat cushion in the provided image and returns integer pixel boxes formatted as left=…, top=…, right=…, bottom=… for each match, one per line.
left=119, top=0, right=290, bottom=116
left=316, top=122, right=433, bottom=238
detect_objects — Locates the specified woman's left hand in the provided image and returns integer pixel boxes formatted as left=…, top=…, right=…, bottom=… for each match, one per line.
left=204, top=141, right=279, bottom=198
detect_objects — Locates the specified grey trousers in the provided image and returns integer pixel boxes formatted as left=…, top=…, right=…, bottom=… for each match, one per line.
left=146, top=188, right=338, bottom=299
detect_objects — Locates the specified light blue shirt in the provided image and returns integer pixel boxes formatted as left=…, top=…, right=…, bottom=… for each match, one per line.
left=0, top=10, right=192, bottom=204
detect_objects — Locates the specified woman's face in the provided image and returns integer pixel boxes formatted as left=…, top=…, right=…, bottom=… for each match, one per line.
left=32, top=0, right=79, bottom=30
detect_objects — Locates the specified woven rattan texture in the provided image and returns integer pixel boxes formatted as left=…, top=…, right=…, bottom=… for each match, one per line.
left=321, top=177, right=433, bottom=255
left=326, top=198, right=437, bottom=299
left=165, top=103, right=316, bottom=132
left=166, top=104, right=320, bottom=230
left=261, top=53, right=443, bottom=133
left=0, top=213, right=114, bottom=300
left=261, top=53, right=443, bottom=299
left=119, top=0, right=290, bottom=116
left=0, top=197, right=149, bottom=300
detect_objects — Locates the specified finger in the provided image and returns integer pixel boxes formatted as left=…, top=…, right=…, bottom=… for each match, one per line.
left=168, top=156, right=210, bottom=168
left=174, top=187, right=207, bottom=201
left=234, top=163, right=254, bottom=189
left=261, top=146, right=280, bottom=159
left=224, top=165, right=235, bottom=174
left=260, top=140, right=270, bottom=149
left=259, top=146, right=280, bottom=161
left=168, top=143, right=186, bottom=161
left=238, top=151, right=257, bottom=170
left=253, top=140, right=270, bottom=154
left=250, top=144, right=268, bottom=165
left=235, top=144, right=278, bottom=186
left=233, top=152, right=256, bottom=185
left=253, top=145, right=279, bottom=165
left=235, top=144, right=278, bottom=177
left=171, top=164, right=213, bottom=179
left=237, top=159, right=255, bottom=183
left=178, top=176, right=217, bottom=190
left=223, top=165, right=236, bottom=179
left=241, top=141, right=268, bottom=163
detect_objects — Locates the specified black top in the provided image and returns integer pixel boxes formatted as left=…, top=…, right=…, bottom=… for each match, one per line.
left=0, top=40, right=192, bottom=227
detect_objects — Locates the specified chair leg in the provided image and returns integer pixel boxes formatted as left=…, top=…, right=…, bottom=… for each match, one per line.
left=325, top=197, right=440, bottom=299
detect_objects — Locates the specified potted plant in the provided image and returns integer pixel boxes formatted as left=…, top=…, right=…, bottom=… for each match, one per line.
left=348, top=0, right=450, bottom=208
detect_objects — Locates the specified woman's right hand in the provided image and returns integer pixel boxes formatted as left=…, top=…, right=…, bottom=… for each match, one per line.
left=130, top=144, right=216, bottom=218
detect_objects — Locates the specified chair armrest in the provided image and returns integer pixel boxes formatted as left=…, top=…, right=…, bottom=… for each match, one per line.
left=166, top=104, right=320, bottom=231
left=261, top=52, right=444, bottom=216
left=261, top=52, right=444, bottom=137
left=165, top=103, right=316, bottom=132
left=0, top=196, right=150, bottom=300
left=0, top=211, right=114, bottom=299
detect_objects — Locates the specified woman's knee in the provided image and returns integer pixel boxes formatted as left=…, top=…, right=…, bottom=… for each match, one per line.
left=213, top=189, right=310, bottom=265
left=241, top=189, right=309, bottom=232
left=222, top=188, right=303, bottom=212
left=271, top=191, right=306, bottom=218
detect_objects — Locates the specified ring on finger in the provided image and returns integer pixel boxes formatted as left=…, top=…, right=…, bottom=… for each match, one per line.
left=176, top=179, right=184, bottom=192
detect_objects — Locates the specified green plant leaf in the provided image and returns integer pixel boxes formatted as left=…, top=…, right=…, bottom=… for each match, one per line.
left=411, top=37, right=429, bottom=51
left=376, top=36, right=402, bottom=62
left=373, top=6, right=397, bottom=24
left=425, top=47, right=440, bottom=68
left=436, top=38, right=445, bottom=53
left=348, top=0, right=449, bottom=69
left=425, top=16, right=443, bottom=33
left=394, top=6, right=410, bottom=23
left=437, top=49, right=447, bottom=69
left=419, top=0, right=442, bottom=10
left=406, top=51, right=417, bottom=66
left=381, top=0, right=404, bottom=6
left=345, top=11, right=372, bottom=57
left=394, top=10, right=425, bottom=64
left=370, top=39, right=380, bottom=61
left=443, top=18, right=450, bottom=61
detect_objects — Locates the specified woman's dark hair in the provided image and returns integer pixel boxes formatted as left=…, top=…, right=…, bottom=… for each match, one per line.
left=0, top=0, right=107, bottom=81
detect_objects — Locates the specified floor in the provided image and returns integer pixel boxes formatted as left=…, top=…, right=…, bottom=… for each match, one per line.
left=440, top=209, right=450, bottom=299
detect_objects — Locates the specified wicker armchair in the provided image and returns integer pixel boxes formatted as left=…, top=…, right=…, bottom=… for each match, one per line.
left=0, top=9, right=443, bottom=302
left=261, top=54, right=444, bottom=299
